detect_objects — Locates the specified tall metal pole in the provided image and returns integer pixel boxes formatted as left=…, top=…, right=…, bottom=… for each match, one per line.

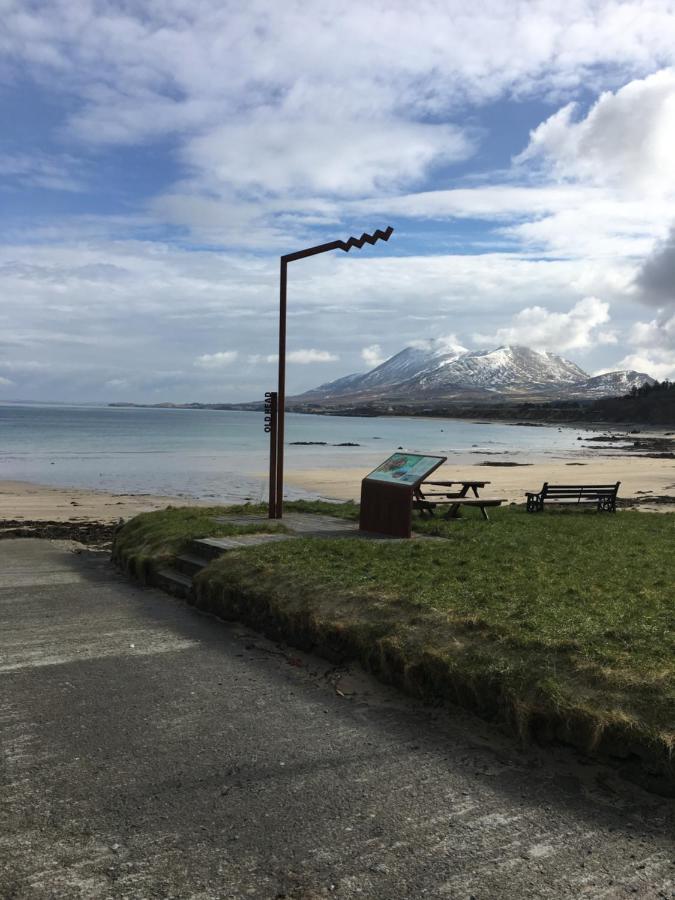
left=275, top=259, right=288, bottom=518
left=270, top=226, right=393, bottom=519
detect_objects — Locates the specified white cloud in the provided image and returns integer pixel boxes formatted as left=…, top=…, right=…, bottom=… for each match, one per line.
left=516, top=69, right=675, bottom=196
left=613, top=313, right=675, bottom=379
left=250, top=350, right=338, bottom=364
left=409, top=334, right=468, bottom=355
left=0, top=152, right=85, bottom=192
left=194, top=351, right=239, bottom=368
left=0, top=376, right=14, bottom=387
left=7, top=1, right=675, bottom=146
left=287, top=350, right=339, bottom=364
left=5, top=0, right=675, bottom=252
left=186, top=116, right=472, bottom=197
left=0, top=360, right=50, bottom=372
left=473, top=297, right=615, bottom=352
left=361, top=344, right=386, bottom=368
left=0, top=236, right=646, bottom=401
left=613, top=351, right=675, bottom=380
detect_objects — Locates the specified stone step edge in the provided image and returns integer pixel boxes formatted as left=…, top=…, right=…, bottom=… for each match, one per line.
left=175, top=551, right=210, bottom=572
left=155, top=567, right=193, bottom=599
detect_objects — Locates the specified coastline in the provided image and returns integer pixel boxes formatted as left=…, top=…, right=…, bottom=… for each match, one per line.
left=2, top=450, right=674, bottom=524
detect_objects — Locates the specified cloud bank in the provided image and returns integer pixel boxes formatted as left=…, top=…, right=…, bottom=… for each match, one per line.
left=3, top=2, right=675, bottom=394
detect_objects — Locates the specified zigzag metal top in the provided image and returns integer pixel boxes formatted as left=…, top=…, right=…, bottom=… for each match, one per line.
left=282, top=226, right=394, bottom=263
left=336, top=226, right=394, bottom=252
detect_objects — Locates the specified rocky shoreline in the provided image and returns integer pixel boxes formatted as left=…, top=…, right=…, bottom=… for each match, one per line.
left=0, top=519, right=120, bottom=546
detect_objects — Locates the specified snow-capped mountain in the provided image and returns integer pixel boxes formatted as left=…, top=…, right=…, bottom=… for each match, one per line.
left=297, top=344, right=655, bottom=403
left=411, top=345, right=587, bottom=393
left=309, top=339, right=466, bottom=398
left=572, top=370, right=656, bottom=397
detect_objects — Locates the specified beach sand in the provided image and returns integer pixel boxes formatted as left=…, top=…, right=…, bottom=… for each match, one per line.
left=1, top=454, right=674, bottom=523
left=0, top=480, right=207, bottom=523
left=286, top=456, right=675, bottom=511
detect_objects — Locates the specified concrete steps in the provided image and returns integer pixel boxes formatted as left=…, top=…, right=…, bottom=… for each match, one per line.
left=153, top=532, right=293, bottom=600
left=193, top=533, right=293, bottom=560
left=174, top=552, right=209, bottom=578
left=155, top=567, right=193, bottom=599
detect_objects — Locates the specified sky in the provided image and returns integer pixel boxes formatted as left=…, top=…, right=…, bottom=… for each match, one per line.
left=2, top=0, right=675, bottom=403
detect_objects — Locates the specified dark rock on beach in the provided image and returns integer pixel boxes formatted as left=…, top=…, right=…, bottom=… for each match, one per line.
left=0, top=519, right=119, bottom=545
left=478, top=461, right=533, bottom=466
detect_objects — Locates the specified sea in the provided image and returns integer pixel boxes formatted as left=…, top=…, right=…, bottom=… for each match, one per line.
left=0, top=404, right=593, bottom=503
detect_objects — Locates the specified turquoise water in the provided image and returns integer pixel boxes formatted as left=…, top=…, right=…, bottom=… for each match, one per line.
left=0, top=404, right=588, bottom=502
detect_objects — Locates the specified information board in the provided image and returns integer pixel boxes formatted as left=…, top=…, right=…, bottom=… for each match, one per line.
left=364, top=452, right=446, bottom=488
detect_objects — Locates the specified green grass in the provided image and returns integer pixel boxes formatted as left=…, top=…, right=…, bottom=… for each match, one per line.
left=112, top=499, right=358, bottom=580
left=113, top=501, right=675, bottom=776
left=112, top=504, right=288, bottom=580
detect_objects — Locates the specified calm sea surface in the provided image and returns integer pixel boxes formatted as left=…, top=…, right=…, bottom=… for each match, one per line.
left=0, top=404, right=590, bottom=502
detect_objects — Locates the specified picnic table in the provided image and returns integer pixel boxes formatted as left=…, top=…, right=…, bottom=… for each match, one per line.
left=413, top=480, right=505, bottom=521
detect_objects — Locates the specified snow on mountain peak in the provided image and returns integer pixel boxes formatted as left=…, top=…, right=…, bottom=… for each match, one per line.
left=408, top=334, right=468, bottom=358
left=297, top=343, right=654, bottom=402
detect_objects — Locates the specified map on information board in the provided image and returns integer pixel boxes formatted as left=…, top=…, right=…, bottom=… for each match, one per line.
left=365, top=452, right=446, bottom=487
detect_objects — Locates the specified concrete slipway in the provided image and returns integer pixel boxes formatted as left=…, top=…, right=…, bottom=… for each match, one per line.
left=0, top=539, right=673, bottom=899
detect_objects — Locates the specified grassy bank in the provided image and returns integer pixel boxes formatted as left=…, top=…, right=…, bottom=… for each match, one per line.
left=114, top=501, right=675, bottom=787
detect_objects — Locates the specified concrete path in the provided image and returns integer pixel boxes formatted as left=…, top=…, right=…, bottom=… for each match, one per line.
left=1, top=539, right=673, bottom=900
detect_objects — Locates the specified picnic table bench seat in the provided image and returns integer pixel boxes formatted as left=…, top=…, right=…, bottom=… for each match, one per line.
left=525, top=482, right=620, bottom=513
left=413, top=480, right=505, bottom=521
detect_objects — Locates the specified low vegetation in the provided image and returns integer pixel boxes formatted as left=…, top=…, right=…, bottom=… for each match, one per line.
left=114, top=501, right=675, bottom=785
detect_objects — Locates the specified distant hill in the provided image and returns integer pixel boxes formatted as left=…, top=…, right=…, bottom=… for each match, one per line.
left=584, top=379, right=675, bottom=425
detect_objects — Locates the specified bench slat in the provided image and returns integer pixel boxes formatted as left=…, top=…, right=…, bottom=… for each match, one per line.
left=448, top=499, right=505, bottom=507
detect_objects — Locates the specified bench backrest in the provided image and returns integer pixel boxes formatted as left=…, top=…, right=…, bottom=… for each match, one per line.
left=541, top=482, right=620, bottom=499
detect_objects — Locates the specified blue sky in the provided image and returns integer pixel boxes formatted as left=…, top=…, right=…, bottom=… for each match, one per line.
left=2, top=0, right=675, bottom=402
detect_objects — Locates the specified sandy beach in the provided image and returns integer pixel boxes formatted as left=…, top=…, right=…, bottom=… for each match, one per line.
left=286, top=456, right=675, bottom=511
left=0, top=480, right=207, bottom=523
left=1, top=452, right=674, bottom=524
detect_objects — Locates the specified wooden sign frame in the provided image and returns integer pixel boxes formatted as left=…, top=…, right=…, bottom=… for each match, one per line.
left=359, top=452, right=446, bottom=538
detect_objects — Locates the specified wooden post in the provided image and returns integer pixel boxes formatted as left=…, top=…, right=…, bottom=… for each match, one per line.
left=275, top=259, right=287, bottom=519
left=264, top=392, right=278, bottom=518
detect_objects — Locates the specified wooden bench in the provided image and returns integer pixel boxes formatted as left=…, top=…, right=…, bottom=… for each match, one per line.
left=525, top=482, right=620, bottom=513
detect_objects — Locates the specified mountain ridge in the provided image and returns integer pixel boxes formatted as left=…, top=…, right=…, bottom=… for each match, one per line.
left=296, top=344, right=654, bottom=404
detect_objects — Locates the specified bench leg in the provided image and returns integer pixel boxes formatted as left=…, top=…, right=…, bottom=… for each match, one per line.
left=480, top=505, right=489, bottom=521
left=444, top=503, right=461, bottom=519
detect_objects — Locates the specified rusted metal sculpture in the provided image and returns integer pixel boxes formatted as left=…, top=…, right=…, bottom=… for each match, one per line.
left=268, top=226, right=394, bottom=518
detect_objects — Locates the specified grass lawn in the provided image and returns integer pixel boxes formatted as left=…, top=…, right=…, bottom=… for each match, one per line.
left=114, top=501, right=675, bottom=778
